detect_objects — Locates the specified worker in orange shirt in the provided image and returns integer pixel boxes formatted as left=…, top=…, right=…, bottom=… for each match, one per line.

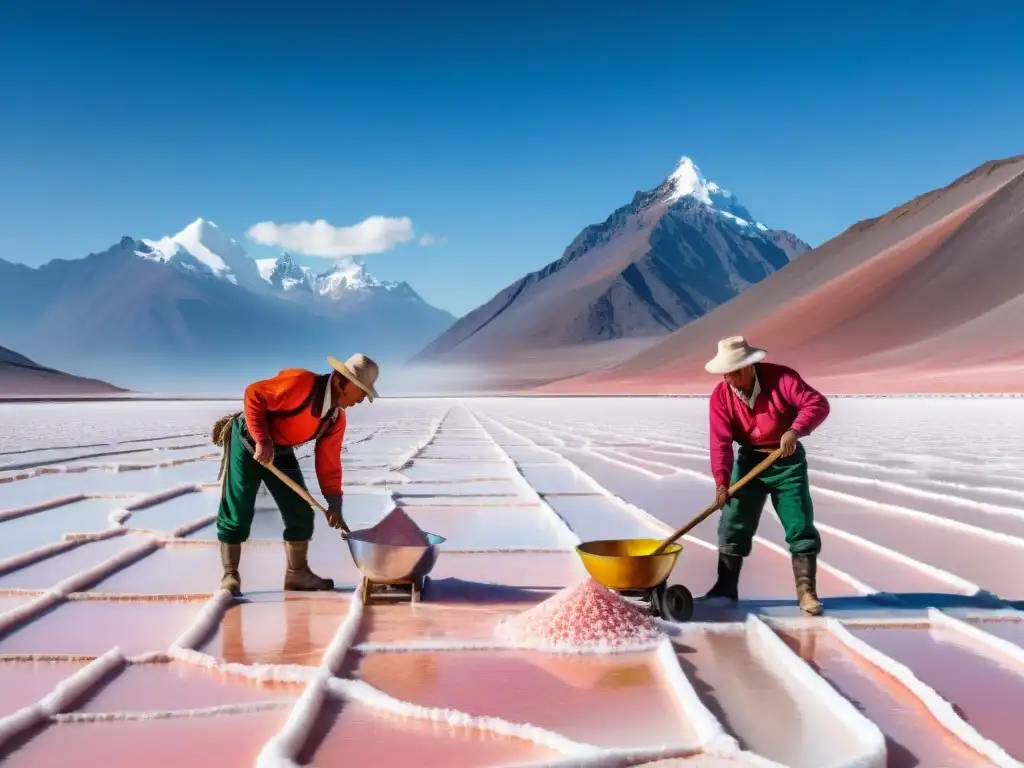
left=210, top=353, right=379, bottom=596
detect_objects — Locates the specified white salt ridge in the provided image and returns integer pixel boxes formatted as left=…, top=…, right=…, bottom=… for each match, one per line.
left=330, top=676, right=600, bottom=756
left=814, top=485, right=1024, bottom=549
left=0, top=647, right=126, bottom=750
left=389, top=410, right=449, bottom=471
left=0, top=493, right=88, bottom=520
left=748, top=615, right=887, bottom=768
left=0, top=527, right=129, bottom=577
left=929, top=608, right=1024, bottom=673
left=53, top=700, right=296, bottom=722
left=815, top=519, right=997, bottom=602
left=0, top=535, right=159, bottom=636
left=470, top=411, right=584, bottom=548
left=826, top=617, right=1023, bottom=768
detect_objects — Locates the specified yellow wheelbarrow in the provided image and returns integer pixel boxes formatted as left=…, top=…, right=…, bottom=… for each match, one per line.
left=575, top=449, right=782, bottom=623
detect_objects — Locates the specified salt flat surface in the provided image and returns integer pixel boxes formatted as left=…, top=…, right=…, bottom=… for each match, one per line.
left=0, top=396, right=1022, bottom=766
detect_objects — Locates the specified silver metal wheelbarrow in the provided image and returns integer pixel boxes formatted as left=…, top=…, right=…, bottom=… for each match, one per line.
left=346, top=531, right=446, bottom=605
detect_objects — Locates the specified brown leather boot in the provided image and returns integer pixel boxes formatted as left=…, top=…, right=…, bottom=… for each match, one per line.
left=793, top=553, right=823, bottom=616
left=283, top=540, right=334, bottom=591
left=220, top=542, right=242, bottom=597
left=701, top=553, right=743, bottom=601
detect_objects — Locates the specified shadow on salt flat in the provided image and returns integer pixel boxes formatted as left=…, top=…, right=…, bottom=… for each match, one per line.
left=200, top=592, right=351, bottom=667
left=0, top=601, right=201, bottom=658
left=342, top=648, right=697, bottom=751
left=302, top=696, right=560, bottom=767
left=0, top=499, right=131, bottom=559
left=1, top=709, right=289, bottom=767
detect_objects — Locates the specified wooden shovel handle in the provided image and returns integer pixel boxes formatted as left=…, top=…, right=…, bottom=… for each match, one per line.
left=649, top=447, right=784, bottom=556
left=263, top=459, right=349, bottom=539
left=262, top=460, right=327, bottom=512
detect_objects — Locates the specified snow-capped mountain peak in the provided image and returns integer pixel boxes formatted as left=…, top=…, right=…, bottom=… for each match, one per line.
left=255, top=254, right=403, bottom=301
left=317, top=259, right=396, bottom=296
left=662, top=156, right=769, bottom=232
left=139, top=218, right=266, bottom=289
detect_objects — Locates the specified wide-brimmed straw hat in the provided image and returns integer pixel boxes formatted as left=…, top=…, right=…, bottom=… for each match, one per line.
left=327, top=353, right=380, bottom=401
left=704, top=336, right=767, bottom=374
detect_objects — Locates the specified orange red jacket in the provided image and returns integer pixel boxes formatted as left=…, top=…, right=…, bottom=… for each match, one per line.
left=243, top=368, right=346, bottom=497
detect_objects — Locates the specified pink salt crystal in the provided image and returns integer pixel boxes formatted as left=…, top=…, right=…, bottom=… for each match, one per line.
left=362, top=508, right=430, bottom=546
left=496, top=578, right=662, bottom=650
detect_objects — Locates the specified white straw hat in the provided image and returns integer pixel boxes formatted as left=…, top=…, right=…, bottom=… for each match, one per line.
left=704, top=336, right=767, bottom=374
left=327, top=353, right=380, bottom=401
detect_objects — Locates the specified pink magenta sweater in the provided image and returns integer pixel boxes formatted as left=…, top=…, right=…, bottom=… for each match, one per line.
left=708, top=362, right=830, bottom=487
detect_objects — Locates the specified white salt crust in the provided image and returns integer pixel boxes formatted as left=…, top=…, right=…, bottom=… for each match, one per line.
left=815, top=520, right=1001, bottom=603
left=929, top=608, right=1024, bottom=673
left=0, top=647, right=126, bottom=750
left=0, top=536, right=161, bottom=636
left=52, top=700, right=296, bottom=722
left=466, top=410, right=582, bottom=548
left=826, top=617, right=1023, bottom=768
left=0, top=527, right=129, bottom=577
left=389, top=410, right=449, bottom=471
left=0, top=494, right=88, bottom=521
left=747, top=615, right=887, bottom=768
left=813, top=485, right=1024, bottom=550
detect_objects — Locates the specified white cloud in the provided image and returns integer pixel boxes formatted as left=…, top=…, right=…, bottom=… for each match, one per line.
left=418, top=233, right=447, bottom=246
left=246, top=216, right=415, bottom=258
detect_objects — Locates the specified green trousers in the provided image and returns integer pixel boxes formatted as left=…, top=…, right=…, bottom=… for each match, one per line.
left=216, top=417, right=314, bottom=545
left=718, top=443, right=821, bottom=557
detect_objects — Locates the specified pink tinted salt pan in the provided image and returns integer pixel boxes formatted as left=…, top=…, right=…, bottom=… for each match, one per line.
left=497, top=578, right=662, bottom=651
left=360, top=508, right=429, bottom=546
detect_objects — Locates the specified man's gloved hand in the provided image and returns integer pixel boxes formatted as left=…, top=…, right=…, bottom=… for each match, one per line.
left=324, top=493, right=349, bottom=536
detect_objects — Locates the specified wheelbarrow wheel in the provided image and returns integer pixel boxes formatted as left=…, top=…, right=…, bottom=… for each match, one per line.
left=662, top=585, right=694, bottom=622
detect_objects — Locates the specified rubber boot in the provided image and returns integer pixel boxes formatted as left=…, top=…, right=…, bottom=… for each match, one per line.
left=220, top=542, right=242, bottom=597
left=793, top=553, right=823, bottom=616
left=701, top=553, right=743, bottom=601
left=283, top=540, right=334, bottom=591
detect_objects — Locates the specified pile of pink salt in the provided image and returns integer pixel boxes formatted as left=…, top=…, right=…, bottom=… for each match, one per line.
left=495, top=577, right=663, bottom=651
left=359, top=508, right=430, bottom=546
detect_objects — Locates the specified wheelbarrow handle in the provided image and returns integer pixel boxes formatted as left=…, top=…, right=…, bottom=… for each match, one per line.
left=649, top=447, right=784, bottom=556
left=262, top=460, right=349, bottom=539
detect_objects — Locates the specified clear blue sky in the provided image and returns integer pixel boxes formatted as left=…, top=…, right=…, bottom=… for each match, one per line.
left=1, top=0, right=1022, bottom=316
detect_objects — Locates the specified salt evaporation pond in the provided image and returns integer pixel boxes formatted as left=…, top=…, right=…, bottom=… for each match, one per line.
left=0, top=396, right=1022, bottom=766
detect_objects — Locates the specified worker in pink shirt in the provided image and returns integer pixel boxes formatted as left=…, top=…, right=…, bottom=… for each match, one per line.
left=702, top=337, right=831, bottom=615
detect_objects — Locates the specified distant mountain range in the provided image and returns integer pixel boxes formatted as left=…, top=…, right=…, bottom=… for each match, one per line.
left=0, top=344, right=125, bottom=396
left=538, top=155, right=1024, bottom=395
left=0, top=219, right=455, bottom=393
left=412, top=157, right=809, bottom=385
